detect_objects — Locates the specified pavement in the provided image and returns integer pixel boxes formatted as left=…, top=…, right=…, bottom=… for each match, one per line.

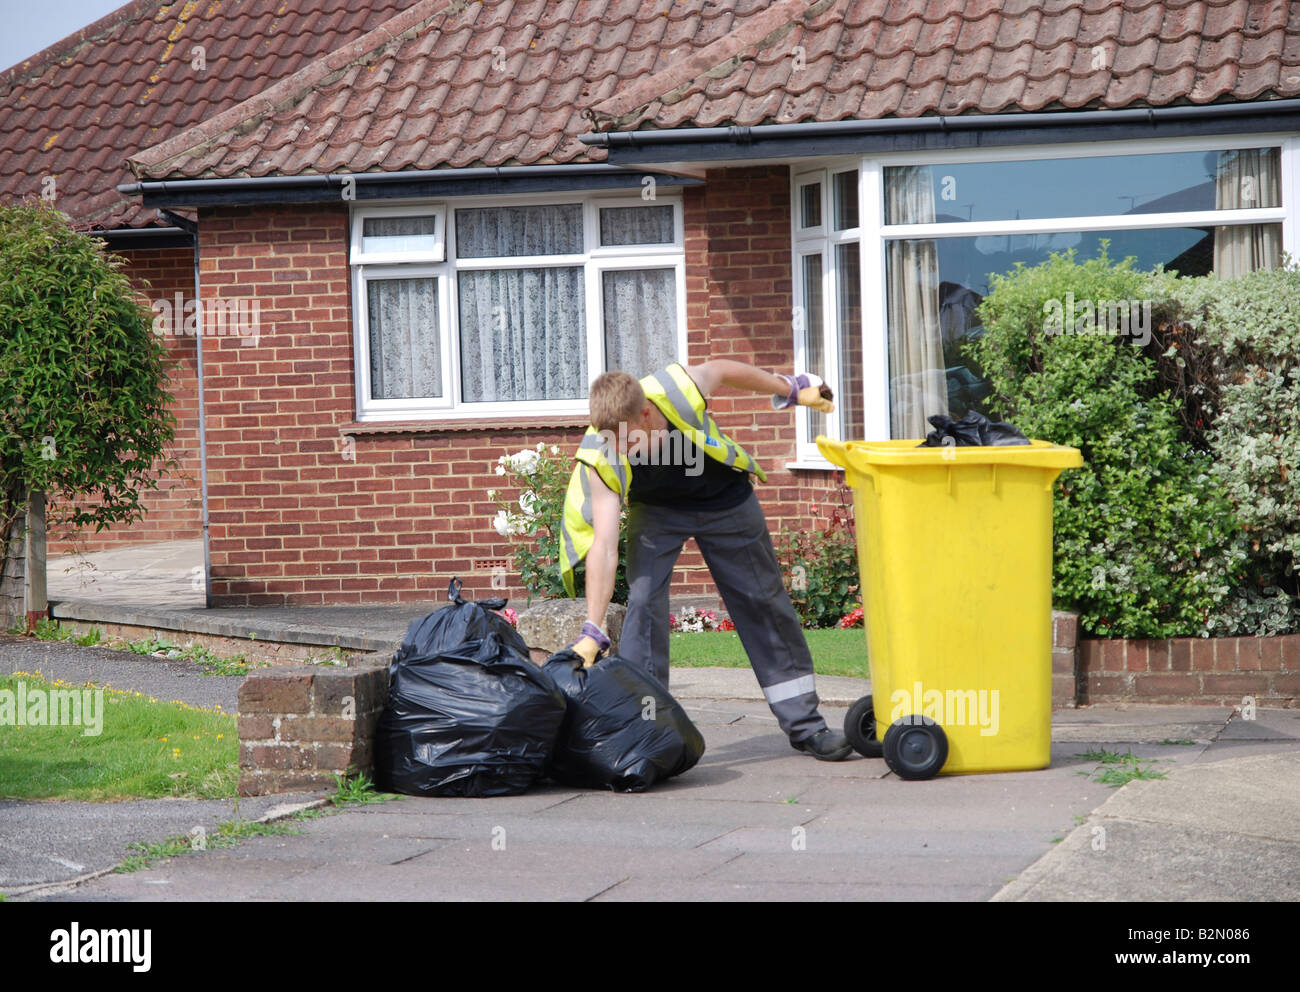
left=3, top=540, right=1294, bottom=901
left=3, top=635, right=1297, bottom=900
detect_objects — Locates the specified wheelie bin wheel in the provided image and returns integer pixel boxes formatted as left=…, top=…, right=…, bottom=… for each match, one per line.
left=844, top=694, right=883, bottom=758
left=882, top=716, right=948, bottom=780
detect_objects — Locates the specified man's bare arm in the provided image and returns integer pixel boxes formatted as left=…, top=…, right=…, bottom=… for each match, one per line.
left=584, top=472, right=620, bottom=628
left=685, top=359, right=791, bottom=400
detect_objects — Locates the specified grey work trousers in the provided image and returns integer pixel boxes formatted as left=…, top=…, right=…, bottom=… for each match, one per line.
left=621, top=490, right=828, bottom=742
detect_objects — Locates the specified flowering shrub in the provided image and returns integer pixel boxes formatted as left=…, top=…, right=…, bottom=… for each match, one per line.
left=838, top=607, right=864, bottom=629
left=668, top=607, right=733, bottom=632
left=488, top=443, right=628, bottom=603
left=774, top=485, right=862, bottom=628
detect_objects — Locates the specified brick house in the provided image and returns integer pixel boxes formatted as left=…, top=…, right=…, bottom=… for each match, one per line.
left=5, top=0, right=1300, bottom=608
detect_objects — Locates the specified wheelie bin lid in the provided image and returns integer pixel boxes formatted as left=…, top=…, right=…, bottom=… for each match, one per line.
left=816, top=436, right=1084, bottom=470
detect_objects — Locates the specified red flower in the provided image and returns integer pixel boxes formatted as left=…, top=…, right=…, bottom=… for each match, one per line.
left=717, top=618, right=735, bottom=632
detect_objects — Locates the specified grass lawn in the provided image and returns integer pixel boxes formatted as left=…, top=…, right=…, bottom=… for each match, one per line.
left=670, top=627, right=869, bottom=679
left=0, top=671, right=238, bottom=801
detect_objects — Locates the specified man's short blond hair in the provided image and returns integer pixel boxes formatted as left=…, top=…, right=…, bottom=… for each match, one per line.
left=589, top=371, right=646, bottom=432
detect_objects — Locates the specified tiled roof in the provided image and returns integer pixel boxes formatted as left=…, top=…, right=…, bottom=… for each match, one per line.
left=589, top=0, right=1300, bottom=131
left=130, top=0, right=1300, bottom=182
left=0, top=0, right=419, bottom=229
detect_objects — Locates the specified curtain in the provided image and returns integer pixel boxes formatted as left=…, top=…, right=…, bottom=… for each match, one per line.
left=361, top=215, right=438, bottom=254
left=599, top=206, right=674, bottom=246
left=602, top=268, right=677, bottom=375
left=458, top=266, right=586, bottom=402
left=885, top=166, right=947, bottom=439
left=1214, top=149, right=1282, bottom=277
left=801, top=253, right=828, bottom=439
left=455, top=203, right=588, bottom=402
left=837, top=243, right=864, bottom=440
left=367, top=277, right=440, bottom=399
left=455, top=203, right=583, bottom=258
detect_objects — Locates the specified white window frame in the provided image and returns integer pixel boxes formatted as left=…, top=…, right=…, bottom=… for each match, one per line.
left=790, top=132, right=1300, bottom=466
left=350, top=191, right=685, bottom=422
left=790, top=163, right=862, bottom=466
left=350, top=204, right=446, bottom=264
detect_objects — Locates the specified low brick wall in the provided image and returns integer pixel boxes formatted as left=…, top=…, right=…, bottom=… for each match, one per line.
left=1052, top=611, right=1078, bottom=710
left=1078, top=634, right=1300, bottom=707
left=237, top=664, right=389, bottom=796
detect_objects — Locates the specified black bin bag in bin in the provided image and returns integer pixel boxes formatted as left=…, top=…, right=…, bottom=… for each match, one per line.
left=542, top=649, right=706, bottom=793
left=374, top=579, right=566, bottom=798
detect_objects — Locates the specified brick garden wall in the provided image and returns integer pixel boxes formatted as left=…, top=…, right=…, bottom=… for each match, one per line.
left=47, top=244, right=202, bottom=555
left=1078, top=634, right=1300, bottom=707
left=197, top=168, right=844, bottom=609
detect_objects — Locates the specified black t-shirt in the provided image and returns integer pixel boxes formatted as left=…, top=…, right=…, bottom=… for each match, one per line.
left=626, top=427, right=753, bottom=511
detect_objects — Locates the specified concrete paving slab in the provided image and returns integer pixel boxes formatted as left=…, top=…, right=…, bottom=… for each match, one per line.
left=1218, top=709, right=1300, bottom=741
left=0, top=793, right=320, bottom=889
left=995, top=817, right=1300, bottom=902
left=994, top=752, right=1300, bottom=901
left=1100, top=752, right=1300, bottom=842
left=1195, top=740, right=1300, bottom=763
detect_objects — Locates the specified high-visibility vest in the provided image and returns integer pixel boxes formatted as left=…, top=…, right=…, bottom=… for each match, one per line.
left=557, top=363, right=767, bottom=596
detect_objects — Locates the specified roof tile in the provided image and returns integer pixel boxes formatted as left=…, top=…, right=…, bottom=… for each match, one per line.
left=8, top=0, right=1298, bottom=208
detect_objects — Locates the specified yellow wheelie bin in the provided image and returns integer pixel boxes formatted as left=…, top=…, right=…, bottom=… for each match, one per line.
left=816, top=436, right=1083, bottom=779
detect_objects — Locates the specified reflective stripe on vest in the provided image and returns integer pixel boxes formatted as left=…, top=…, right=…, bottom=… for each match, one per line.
left=557, top=363, right=766, bottom=596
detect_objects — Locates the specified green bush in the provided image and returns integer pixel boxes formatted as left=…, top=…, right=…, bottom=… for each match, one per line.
left=774, top=487, right=861, bottom=628
left=0, top=204, right=176, bottom=551
left=970, top=246, right=1246, bottom=638
left=1167, top=265, right=1300, bottom=635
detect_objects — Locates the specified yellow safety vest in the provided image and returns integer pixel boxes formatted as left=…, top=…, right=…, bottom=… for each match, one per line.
left=558, top=363, right=767, bottom=596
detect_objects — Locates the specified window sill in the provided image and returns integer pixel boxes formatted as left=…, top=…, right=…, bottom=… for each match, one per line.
left=342, top=416, right=591, bottom=436
left=785, top=460, right=839, bottom=472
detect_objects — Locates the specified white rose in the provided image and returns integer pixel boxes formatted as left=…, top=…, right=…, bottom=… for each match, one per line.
left=487, top=489, right=498, bottom=499
left=495, top=465, right=505, bottom=476
left=519, top=491, right=538, bottom=517
left=492, top=511, right=512, bottom=536
left=550, top=445, right=559, bottom=455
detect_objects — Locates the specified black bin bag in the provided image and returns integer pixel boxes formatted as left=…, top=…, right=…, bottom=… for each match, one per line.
left=374, top=579, right=566, bottom=798
left=542, top=648, right=706, bottom=793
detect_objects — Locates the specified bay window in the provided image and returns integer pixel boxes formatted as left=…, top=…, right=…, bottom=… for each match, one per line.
left=793, top=139, right=1294, bottom=462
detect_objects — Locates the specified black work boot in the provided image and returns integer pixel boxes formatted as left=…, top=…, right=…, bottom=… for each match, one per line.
left=791, top=728, right=852, bottom=761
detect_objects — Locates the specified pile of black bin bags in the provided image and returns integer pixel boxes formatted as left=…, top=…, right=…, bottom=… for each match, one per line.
left=374, top=580, right=705, bottom=797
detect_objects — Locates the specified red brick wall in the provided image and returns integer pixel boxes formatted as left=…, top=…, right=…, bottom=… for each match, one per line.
left=47, top=244, right=202, bottom=555
left=1080, top=634, right=1300, bottom=707
left=198, top=173, right=842, bottom=609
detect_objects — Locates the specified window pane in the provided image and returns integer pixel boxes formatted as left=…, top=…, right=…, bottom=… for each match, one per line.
left=602, top=269, right=677, bottom=376
left=600, top=205, right=675, bottom=246
left=455, top=204, right=583, bottom=258
left=801, top=253, right=826, bottom=439
left=799, top=183, right=822, bottom=229
left=884, top=223, right=1282, bottom=437
left=836, top=243, right=863, bottom=439
left=458, top=267, right=586, bottom=402
left=833, top=171, right=859, bottom=230
left=885, top=148, right=1281, bottom=224
left=367, top=278, right=441, bottom=400
left=361, top=215, right=439, bottom=254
